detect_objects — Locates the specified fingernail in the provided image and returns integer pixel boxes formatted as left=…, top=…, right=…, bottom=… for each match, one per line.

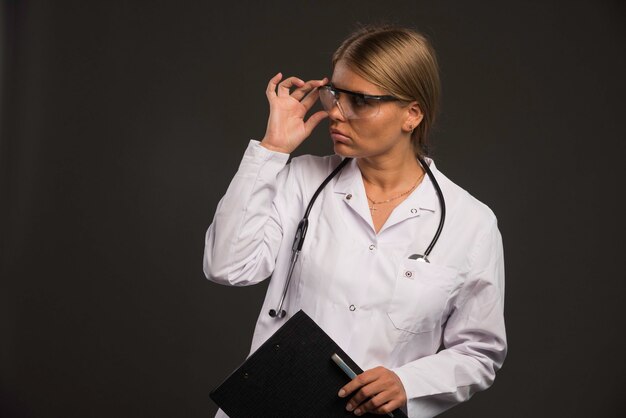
left=354, top=408, right=362, bottom=416
left=345, top=403, right=353, bottom=412
left=338, top=389, right=345, bottom=397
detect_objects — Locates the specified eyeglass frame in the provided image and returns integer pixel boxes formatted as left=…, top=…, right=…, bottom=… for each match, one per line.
left=318, top=84, right=404, bottom=119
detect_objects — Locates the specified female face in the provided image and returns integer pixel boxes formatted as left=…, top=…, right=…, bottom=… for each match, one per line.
left=325, top=61, right=420, bottom=159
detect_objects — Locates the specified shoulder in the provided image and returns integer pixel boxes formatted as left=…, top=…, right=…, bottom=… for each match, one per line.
left=289, top=153, right=342, bottom=175
left=428, top=161, right=503, bottom=271
left=431, top=161, right=499, bottom=234
left=286, top=153, right=344, bottom=190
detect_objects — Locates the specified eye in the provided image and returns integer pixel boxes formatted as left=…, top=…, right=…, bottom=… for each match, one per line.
left=349, top=95, right=372, bottom=108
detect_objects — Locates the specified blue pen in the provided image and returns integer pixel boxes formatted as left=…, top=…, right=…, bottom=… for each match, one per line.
left=331, top=353, right=394, bottom=418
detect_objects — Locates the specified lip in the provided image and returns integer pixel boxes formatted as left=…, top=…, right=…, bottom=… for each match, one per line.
left=330, top=128, right=351, bottom=143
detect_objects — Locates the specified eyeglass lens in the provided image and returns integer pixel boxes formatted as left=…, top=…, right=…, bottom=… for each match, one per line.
left=319, top=87, right=381, bottom=120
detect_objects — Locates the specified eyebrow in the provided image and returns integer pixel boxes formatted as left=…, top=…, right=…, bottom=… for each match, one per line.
left=328, top=82, right=400, bottom=101
left=328, top=82, right=375, bottom=96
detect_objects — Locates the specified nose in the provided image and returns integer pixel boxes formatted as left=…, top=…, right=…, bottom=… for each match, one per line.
left=327, top=98, right=347, bottom=121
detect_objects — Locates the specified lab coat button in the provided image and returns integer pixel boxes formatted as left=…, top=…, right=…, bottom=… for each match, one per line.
left=369, top=244, right=376, bottom=251
left=349, top=304, right=356, bottom=311
left=346, top=194, right=352, bottom=200
left=404, top=270, right=413, bottom=278
left=410, top=208, right=418, bottom=214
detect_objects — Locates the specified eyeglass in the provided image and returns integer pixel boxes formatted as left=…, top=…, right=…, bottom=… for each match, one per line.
left=318, top=84, right=401, bottom=120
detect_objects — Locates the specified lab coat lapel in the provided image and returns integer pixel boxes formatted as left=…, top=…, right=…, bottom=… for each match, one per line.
left=332, top=157, right=442, bottom=233
left=380, top=174, right=438, bottom=232
left=381, top=158, right=441, bottom=232
left=333, top=159, right=375, bottom=230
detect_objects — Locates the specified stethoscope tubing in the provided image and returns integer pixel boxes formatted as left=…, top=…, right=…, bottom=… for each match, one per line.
left=417, top=155, right=445, bottom=259
left=269, top=158, right=351, bottom=318
left=269, top=156, right=445, bottom=318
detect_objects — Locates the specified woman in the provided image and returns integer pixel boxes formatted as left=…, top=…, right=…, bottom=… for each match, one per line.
left=204, top=25, right=506, bottom=418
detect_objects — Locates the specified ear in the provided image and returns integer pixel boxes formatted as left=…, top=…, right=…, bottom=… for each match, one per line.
left=402, top=101, right=424, bottom=133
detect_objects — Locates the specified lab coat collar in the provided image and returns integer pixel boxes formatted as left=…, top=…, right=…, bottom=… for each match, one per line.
left=333, top=156, right=440, bottom=213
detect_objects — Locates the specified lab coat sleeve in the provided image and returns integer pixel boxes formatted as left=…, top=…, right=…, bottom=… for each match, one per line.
left=392, top=218, right=506, bottom=418
left=203, top=140, right=293, bottom=286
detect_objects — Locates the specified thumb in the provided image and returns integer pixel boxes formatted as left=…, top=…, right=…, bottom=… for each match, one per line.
left=304, top=111, right=329, bottom=137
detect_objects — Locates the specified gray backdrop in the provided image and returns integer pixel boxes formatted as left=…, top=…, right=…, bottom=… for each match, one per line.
left=1, top=1, right=625, bottom=417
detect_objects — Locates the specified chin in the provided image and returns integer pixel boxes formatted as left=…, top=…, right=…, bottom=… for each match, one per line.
left=333, top=142, right=358, bottom=158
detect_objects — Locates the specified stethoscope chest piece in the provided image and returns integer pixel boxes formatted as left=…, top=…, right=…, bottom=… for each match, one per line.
left=408, top=254, right=430, bottom=263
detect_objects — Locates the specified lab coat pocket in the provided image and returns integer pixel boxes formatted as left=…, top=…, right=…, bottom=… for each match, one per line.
left=387, top=260, right=460, bottom=338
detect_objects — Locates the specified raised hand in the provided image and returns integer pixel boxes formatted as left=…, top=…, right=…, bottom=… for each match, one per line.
left=260, top=73, right=329, bottom=154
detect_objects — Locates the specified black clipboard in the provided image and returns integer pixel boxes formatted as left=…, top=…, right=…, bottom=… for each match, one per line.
left=210, top=310, right=408, bottom=418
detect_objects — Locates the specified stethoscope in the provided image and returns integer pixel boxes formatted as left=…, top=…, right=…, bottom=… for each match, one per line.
left=269, top=156, right=446, bottom=319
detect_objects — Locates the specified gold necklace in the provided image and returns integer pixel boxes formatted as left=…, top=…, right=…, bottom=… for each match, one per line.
left=366, top=172, right=424, bottom=211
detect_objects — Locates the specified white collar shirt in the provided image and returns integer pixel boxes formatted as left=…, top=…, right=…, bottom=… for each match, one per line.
left=204, top=140, right=506, bottom=418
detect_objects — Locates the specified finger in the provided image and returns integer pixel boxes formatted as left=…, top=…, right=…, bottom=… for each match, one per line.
left=346, top=380, right=388, bottom=412
left=354, top=391, right=394, bottom=415
left=299, top=88, right=319, bottom=109
left=300, top=79, right=328, bottom=109
left=372, top=399, right=402, bottom=416
left=277, top=76, right=305, bottom=97
left=339, top=369, right=380, bottom=398
left=303, top=110, right=328, bottom=137
left=290, top=81, right=316, bottom=102
left=265, top=72, right=283, bottom=98
left=292, top=78, right=328, bottom=102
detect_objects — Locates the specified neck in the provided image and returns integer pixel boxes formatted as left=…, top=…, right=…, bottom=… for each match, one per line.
left=357, top=149, right=423, bottom=192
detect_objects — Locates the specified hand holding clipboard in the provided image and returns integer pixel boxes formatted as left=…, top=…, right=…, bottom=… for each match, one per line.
left=210, top=310, right=408, bottom=418
left=332, top=353, right=396, bottom=417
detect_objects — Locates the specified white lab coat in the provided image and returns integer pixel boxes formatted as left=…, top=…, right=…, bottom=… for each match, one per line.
left=204, top=140, right=506, bottom=418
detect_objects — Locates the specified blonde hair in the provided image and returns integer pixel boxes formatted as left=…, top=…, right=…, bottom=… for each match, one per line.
left=332, top=25, right=441, bottom=156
